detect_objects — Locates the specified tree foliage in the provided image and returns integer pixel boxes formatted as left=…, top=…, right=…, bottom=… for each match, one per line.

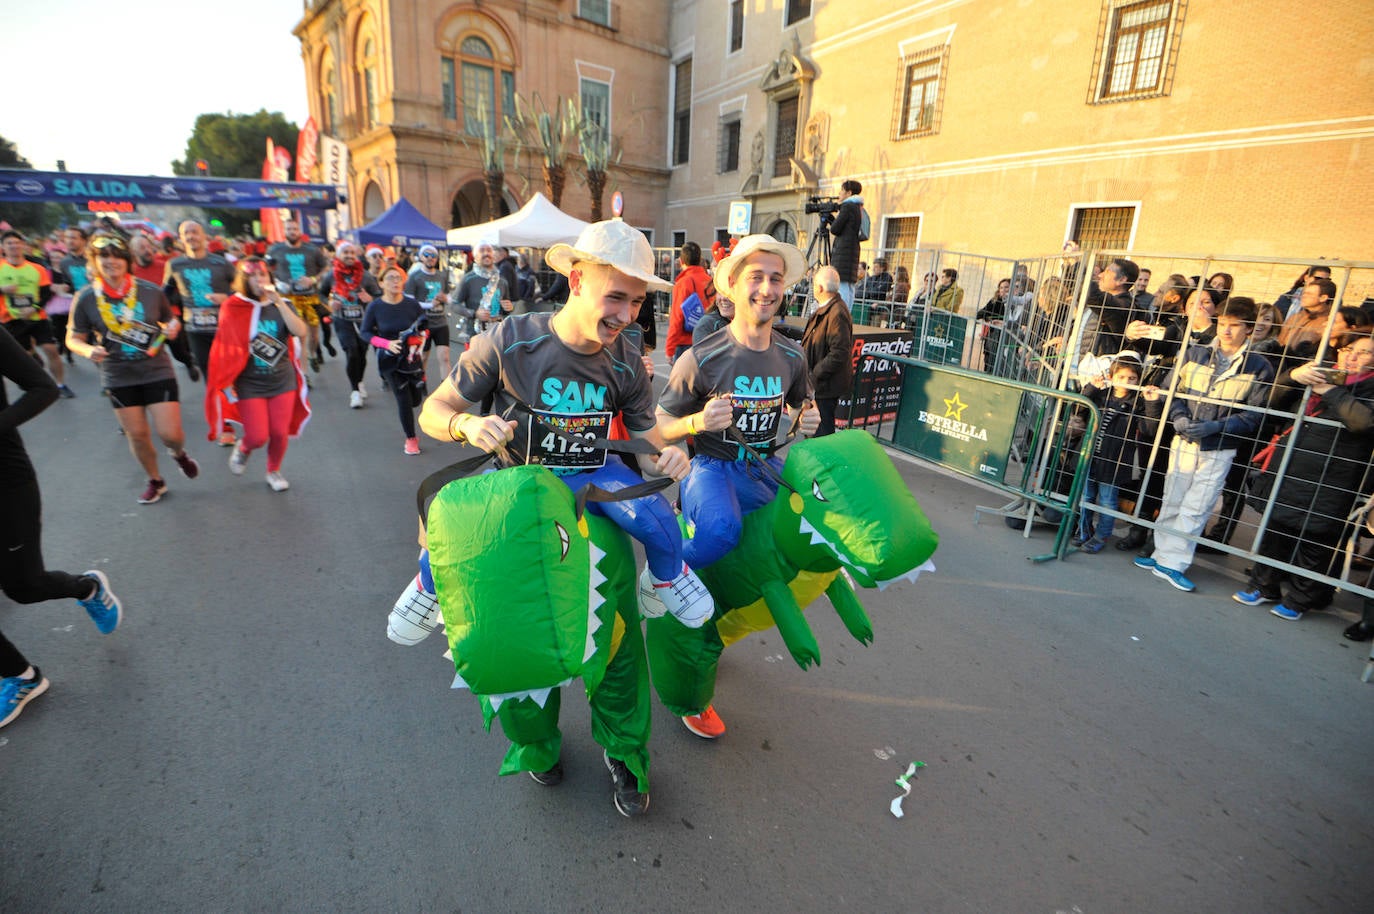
left=172, top=110, right=299, bottom=179
left=0, top=134, right=78, bottom=236
left=171, top=111, right=300, bottom=233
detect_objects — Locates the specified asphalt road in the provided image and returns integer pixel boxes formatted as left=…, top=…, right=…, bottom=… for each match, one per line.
left=3, top=342, right=1372, bottom=913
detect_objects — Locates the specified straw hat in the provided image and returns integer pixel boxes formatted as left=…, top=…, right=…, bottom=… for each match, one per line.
left=545, top=220, right=670, bottom=292
left=713, top=233, right=808, bottom=299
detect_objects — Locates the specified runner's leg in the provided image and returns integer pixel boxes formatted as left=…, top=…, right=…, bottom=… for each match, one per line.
left=264, top=389, right=296, bottom=472
left=113, top=404, right=161, bottom=480
left=0, top=475, right=96, bottom=604
left=236, top=397, right=270, bottom=456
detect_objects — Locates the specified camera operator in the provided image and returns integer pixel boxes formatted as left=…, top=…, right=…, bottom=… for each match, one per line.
left=826, top=180, right=865, bottom=308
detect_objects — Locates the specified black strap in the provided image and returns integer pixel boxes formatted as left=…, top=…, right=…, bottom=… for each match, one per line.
left=416, top=450, right=497, bottom=523
left=574, top=477, right=674, bottom=522
left=723, top=424, right=797, bottom=494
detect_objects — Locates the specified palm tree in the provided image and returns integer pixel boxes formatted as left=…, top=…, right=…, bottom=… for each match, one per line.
left=579, top=118, right=619, bottom=222
left=509, top=94, right=579, bottom=208
left=473, top=102, right=510, bottom=220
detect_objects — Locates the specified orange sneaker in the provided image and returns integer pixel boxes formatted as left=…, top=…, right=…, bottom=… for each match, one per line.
left=682, top=705, right=725, bottom=739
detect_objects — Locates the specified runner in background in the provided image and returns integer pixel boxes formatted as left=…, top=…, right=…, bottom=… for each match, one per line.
left=1, top=230, right=73, bottom=398
left=267, top=219, right=329, bottom=373
left=404, top=244, right=454, bottom=379
left=67, top=234, right=201, bottom=504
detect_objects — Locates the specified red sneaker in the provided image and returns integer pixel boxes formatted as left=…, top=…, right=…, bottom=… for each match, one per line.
left=403, top=437, right=421, bottom=456
left=682, top=705, right=725, bottom=739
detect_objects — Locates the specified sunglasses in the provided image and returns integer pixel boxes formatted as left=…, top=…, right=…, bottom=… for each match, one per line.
left=91, top=235, right=130, bottom=254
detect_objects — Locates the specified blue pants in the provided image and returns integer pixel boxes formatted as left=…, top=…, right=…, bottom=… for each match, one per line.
left=419, top=454, right=683, bottom=584
left=678, top=454, right=783, bottom=568
left=1078, top=476, right=1120, bottom=543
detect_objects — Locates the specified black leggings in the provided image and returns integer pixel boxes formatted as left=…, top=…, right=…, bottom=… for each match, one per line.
left=385, top=369, right=423, bottom=437
left=1, top=474, right=94, bottom=676
left=337, top=322, right=367, bottom=390
left=187, top=332, right=215, bottom=378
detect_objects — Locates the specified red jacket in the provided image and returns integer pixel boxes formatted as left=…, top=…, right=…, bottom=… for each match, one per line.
left=667, top=264, right=711, bottom=357
left=204, top=294, right=311, bottom=440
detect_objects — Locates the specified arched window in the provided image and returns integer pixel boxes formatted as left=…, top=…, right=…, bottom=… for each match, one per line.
left=356, top=30, right=380, bottom=130
left=437, top=13, right=517, bottom=137
left=362, top=181, right=385, bottom=220
left=768, top=219, right=796, bottom=245
left=319, top=49, right=339, bottom=136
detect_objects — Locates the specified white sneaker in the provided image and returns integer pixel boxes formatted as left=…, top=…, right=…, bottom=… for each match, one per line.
left=387, top=575, right=441, bottom=645
left=357, top=382, right=368, bottom=400
left=228, top=447, right=248, bottom=476
left=637, top=563, right=713, bottom=629
left=349, top=390, right=364, bottom=409
left=265, top=471, right=290, bottom=492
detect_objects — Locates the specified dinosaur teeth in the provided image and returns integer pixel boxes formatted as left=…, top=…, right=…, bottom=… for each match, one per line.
left=479, top=679, right=576, bottom=711
left=874, top=560, right=936, bottom=591
left=586, top=544, right=608, bottom=663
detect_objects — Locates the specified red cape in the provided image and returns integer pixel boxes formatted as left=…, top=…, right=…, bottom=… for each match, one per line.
left=204, top=294, right=311, bottom=441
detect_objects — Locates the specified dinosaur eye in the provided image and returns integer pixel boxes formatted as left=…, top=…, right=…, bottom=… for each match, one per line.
left=555, top=522, right=570, bottom=561
left=811, top=480, right=828, bottom=502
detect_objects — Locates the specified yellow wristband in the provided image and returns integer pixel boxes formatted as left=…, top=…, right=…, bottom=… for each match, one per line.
left=449, top=412, right=468, bottom=442
left=687, top=414, right=698, bottom=435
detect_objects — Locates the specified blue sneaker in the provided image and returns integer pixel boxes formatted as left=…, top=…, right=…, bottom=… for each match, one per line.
left=78, top=570, right=122, bottom=634
left=1152, top=565, right=1196, bottom=592
left=1081, top=538, right=1107, bottom=554
left=1232, top=589, right=1276, bottom=607
left=1270, top=604, right=1303, bottom=622
left=0, top=668, right=50, bottom=729
left=1132, top=556, right=1156, bottom=570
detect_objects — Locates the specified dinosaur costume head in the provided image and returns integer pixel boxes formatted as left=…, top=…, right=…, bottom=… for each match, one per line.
left=426, top=465, right=631, bottom=705
left=776, top=429, right=938, bottom=588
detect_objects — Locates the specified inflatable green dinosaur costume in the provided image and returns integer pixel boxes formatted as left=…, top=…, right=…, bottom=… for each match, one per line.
left=409, top=430, right=936, bottom=782
left=647, top=429, right=939, bottom=717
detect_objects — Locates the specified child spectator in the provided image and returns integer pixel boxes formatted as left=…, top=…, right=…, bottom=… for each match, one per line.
left=1075, top=351, right=1163, bottom=552
left=1134, top=297, right=1275, bottom=591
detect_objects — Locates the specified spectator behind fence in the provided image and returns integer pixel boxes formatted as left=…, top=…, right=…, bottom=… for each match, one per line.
left=1134, top=297, right=1274, bottom=593
left=800, top=266, right=854, bottom=437
left=977, top=279, right=1012, bottom=373
left=890, top=266, right=911, bottom=304
left=1276, top=264, right=1332, bottom=319
left=1074, top=351, right=1163, bottom=553
left=858, top=258, right=893, bottom=302
left=1206, top=272, right=1234, bottom=305
left=1234, top=332, right=1374, bottom=621
left=1129, top=268, right=1154, bottom=313
left=930, top=268, right=964, bottom=314
left=1248, top=302, right=1285, bottom=362
left=1278, top=278, right=1337, bottom=353
left=1084, top=257, right=1141, bottom=356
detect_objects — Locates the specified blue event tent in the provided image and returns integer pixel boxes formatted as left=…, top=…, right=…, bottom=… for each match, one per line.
left=349, top=197, right=449, bottom=248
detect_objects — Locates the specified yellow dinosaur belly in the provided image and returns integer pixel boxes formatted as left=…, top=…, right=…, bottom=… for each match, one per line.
left=716, top=569, right=840, bottom=648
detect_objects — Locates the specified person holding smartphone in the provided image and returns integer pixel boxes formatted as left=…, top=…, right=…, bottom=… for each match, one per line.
left=1234, top=333, right=1374, bottom=620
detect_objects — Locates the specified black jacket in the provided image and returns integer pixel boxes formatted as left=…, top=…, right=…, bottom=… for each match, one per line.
left=801, top=293, right=855, bottom=399
left=828, top=197, right=863, bottom=284
left=1246, top=375, right=1374, bottom=537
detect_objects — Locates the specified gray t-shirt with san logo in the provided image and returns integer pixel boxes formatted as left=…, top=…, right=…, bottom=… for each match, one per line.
left=234, top=303, right=298, bottom=400
left=71, top=280, right=176, bottom=389
left=658, top=326, right=812, bottom=461
left=165, top=254, right=236, bottom=335
left=451, top=312, right=654, bottom=476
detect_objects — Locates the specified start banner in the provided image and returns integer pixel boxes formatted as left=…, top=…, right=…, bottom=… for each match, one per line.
left=0, top=169, right=336, bottom=211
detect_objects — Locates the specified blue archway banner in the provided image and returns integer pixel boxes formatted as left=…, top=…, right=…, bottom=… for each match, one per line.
left=0, top=169, right=337, bottom=210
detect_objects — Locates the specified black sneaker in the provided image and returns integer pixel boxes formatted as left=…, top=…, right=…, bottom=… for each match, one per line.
left=603, top=751, right=649, bottom=817
left=57, top=384, right=76, bottom=399
left=529, top=762, right=564, bottom=786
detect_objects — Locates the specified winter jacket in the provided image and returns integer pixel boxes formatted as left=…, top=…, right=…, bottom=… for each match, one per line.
left=800, top=293, right=855, bottom=399
left=667, top=263, right=711, bottom=356
left=828, top=195, right=864, bottom=284
left=1165, top=342, right=1275, bottom=451
left=1083, top=385, right=1163, bottom=488
left=1246, top=374, right=1374, bottom=536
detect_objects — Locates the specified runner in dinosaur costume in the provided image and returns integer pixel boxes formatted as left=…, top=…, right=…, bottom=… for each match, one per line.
left=646, top=428, right=938, bottom=719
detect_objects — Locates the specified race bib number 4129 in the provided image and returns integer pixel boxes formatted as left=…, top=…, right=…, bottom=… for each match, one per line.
left=525, top=410, right=610, bottom=472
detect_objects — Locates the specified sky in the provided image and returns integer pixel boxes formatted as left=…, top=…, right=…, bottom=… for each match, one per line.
left=5, top=0, right=309, bottom=176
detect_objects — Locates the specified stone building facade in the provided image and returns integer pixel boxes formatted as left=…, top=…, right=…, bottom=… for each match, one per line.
left=293, top=0, right=674, bottom=238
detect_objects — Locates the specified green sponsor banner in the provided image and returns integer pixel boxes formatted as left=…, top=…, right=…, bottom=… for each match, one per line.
left=908, top=307, right=967, bottom=366
left=892, top=365, right=1019, bottom=483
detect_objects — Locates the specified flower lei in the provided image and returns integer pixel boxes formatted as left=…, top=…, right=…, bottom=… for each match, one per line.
left=95, top=276, right=141, bottom=337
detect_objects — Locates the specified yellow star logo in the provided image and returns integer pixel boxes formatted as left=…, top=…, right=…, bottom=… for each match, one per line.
left=943, top=391, right=968, bottom=421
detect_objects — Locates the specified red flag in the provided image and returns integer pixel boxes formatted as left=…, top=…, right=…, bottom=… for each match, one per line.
left=261, top=138, right=284, bottom=243
left=296, top=117, right=319, bottom=184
